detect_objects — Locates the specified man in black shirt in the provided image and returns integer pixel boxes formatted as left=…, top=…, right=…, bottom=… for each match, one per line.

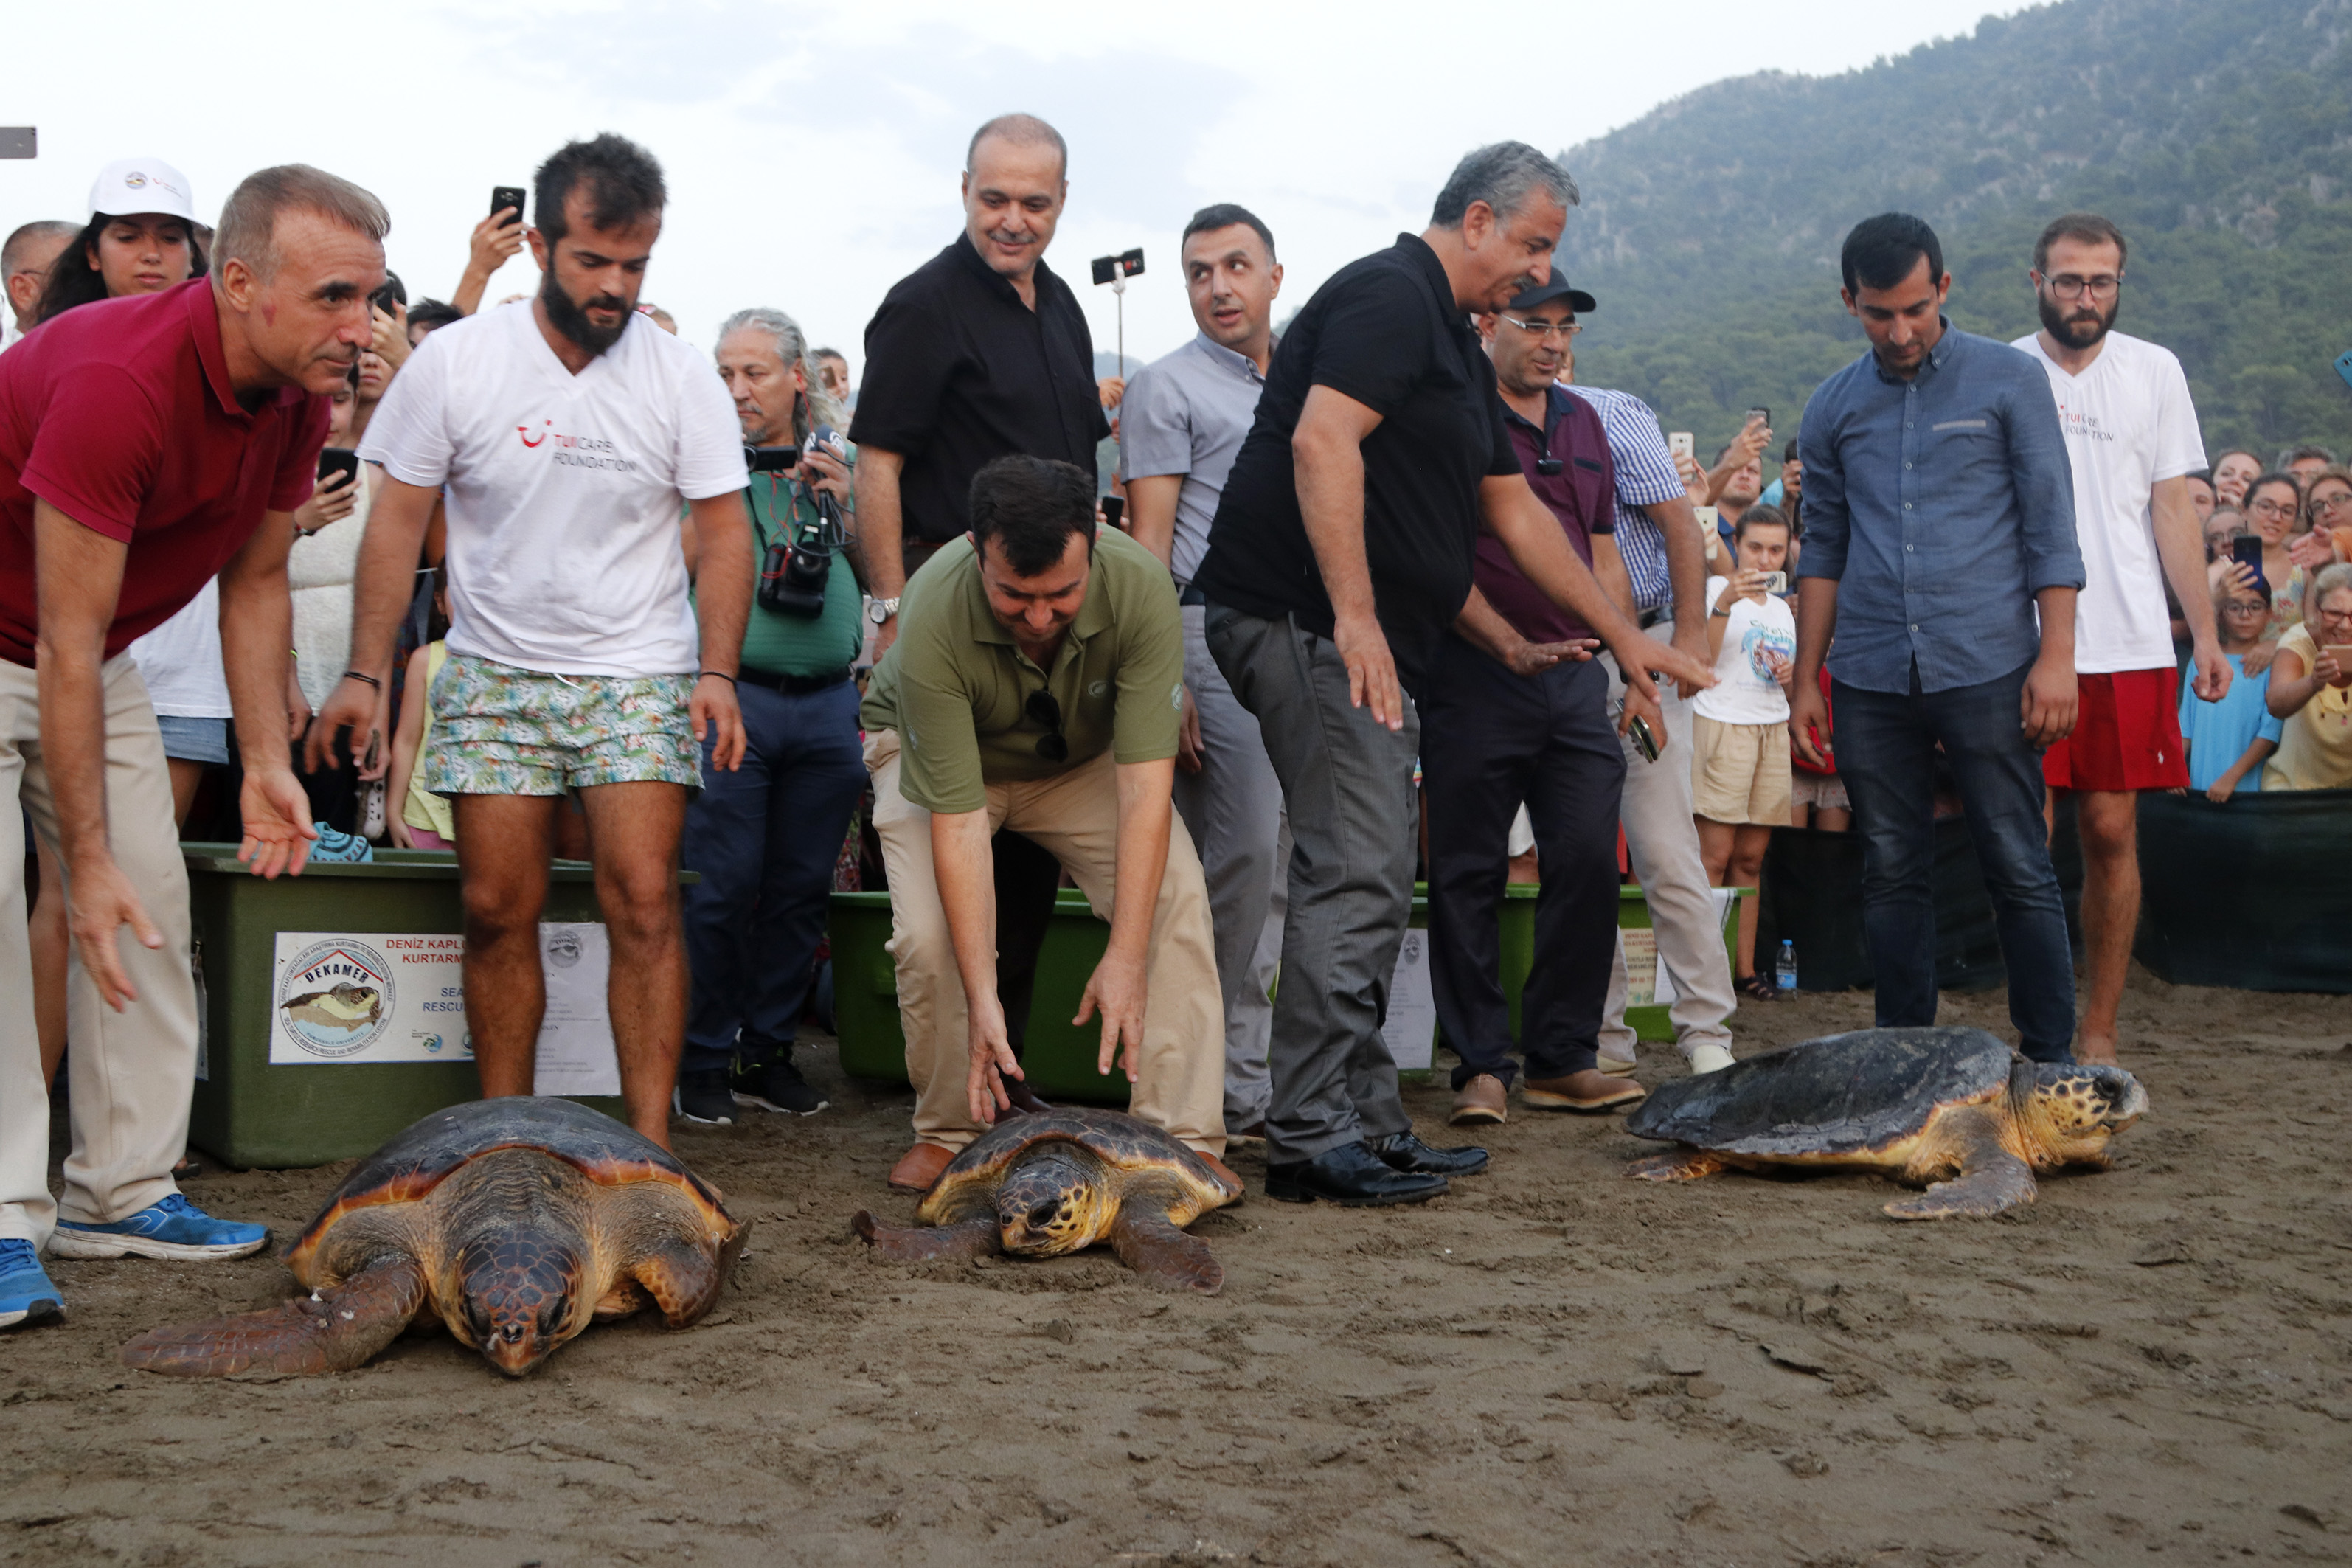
left=1195, top=142, right=1710, bottom=1207
left=849, top=113, right=1110, bottom=658
left=847, top=114, right=1110, bottom=1193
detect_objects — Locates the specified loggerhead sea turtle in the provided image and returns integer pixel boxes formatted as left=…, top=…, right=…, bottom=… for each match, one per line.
left=853, top=1108, right=1243, bottom=1293
left=122, top=1097, right=749, bottom=1378
left=1622, top=1027, right=2147, bottom=1219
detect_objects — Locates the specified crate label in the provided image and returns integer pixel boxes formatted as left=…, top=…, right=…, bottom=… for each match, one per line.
left=267, top=928, right=620, bottom=1096
left=1621, top=926, right=1659, bottom=1008
left=1381, top=930, right=1435, bottom=1071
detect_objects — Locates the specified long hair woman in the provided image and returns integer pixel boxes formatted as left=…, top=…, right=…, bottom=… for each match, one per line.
left=32, top=158, right=208, bottom=325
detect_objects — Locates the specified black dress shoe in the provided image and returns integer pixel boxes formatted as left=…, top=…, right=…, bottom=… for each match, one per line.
left=1369, top=1131, right=1489, bottom=1177
left=1265, top=1141, right=1449, bottom=1207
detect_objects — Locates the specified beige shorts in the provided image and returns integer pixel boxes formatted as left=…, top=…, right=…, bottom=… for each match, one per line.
left=1691, top=713, right=1793, bottom=825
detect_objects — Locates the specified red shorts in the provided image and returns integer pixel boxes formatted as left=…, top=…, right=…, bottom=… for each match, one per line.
left=2043, top=667, right=2188, bottom=791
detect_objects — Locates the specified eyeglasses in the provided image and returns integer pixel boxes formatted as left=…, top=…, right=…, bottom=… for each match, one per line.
left=1499, top=315, right=1581, bottom=341
left=2247, top=498, right=2300, bottom=520
left=2221, top=600, right=2271, bottom=616
left=2308, top=490, right=2352, bottom=516
left=2044, top=274, right=2122, bottom=301
left=1026, top=687, right=1068, bottom=763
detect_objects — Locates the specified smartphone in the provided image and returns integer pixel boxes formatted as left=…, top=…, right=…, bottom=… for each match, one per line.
left=1668, top=431, right=1695, bottom=462
left=1100, top=495, right=1125, bottom=530
left=1746, top=407, right=1772, bottom=429
left=1763, top=570, right=1789, bottom=595
left=2335, top=350, right=2352, bottom=393
left=2231, top=535, right=2269, bottom=598
left=317, top=446, right=360, bottom=489
left=1695, top=504, right=1720, bottom=536
left=491, top=186, right=527, bottom=228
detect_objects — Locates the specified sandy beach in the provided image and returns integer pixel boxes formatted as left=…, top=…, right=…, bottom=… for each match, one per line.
left=6, top=965, right=2348, bottom=1567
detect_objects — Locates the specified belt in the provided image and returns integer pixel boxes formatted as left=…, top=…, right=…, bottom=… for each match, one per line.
left=1637, top=606, right=1673, bottom=630
left=738, top=664, right=852, bottom=695
left=1177, top=583, right=1207, bottom=608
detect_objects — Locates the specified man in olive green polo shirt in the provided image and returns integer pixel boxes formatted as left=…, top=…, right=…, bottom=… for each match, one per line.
left=862, top=454, right=1228, bottom=1193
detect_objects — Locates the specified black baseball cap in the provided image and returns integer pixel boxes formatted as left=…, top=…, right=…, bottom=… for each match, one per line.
left=1507, top=267, right=1596, bottom=315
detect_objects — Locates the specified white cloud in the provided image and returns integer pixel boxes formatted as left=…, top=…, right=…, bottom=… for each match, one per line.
left=2, top=0, right=2024, bottom=377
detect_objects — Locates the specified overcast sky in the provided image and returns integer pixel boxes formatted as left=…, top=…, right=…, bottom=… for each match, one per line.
left=6, top=0, right=2024, bottom=377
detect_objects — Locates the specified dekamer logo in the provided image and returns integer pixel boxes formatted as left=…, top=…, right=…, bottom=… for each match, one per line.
left=276, top=939, right=396, bottom=1058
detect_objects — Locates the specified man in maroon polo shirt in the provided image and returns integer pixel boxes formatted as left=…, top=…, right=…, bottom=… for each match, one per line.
left=0, top=164, right=386, bottom=1333
left=1423, top=268, right=1653, bottom=1128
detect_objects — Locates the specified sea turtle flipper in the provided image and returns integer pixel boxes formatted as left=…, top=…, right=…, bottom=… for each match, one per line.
left=1625, top=1148, right=1728, bottom=1182
left=1885, top=1130, right=2037, bottom=1221
left=852, top=1212, right=1002, bottom=1263
left=121, top=1254, right=426, bottom=1378
left=1109, top=1207, right=1222, bottom=1295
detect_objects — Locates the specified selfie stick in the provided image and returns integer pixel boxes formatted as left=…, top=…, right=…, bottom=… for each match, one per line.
left=1090, top=249, right=1146, bottom=378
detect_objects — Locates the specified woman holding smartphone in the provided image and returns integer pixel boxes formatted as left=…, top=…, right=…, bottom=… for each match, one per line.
left=2241, top=471, right=2311, bottom=640
left=1691, top=507, right=1797, bottom=1001
left=2262, top=564, right=2352, bottom=791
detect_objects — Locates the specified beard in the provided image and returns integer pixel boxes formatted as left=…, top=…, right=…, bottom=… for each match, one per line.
left=2038, top=288, right=2117, bottom=350
left=540, top=268, right=632, bottom=355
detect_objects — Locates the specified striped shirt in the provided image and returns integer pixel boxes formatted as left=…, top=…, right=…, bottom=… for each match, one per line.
left=1562, top=383, right=1687, bottom=612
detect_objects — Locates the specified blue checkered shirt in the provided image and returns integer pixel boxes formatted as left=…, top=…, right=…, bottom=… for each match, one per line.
left=1561, top=384, right=1687, bottom=613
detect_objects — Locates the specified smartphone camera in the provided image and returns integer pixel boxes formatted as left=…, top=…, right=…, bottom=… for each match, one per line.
left=745, top=445, right=799, bottom=473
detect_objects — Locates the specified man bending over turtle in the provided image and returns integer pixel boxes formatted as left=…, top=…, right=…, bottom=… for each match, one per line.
left=863, top=454, right=1233, bottom=1196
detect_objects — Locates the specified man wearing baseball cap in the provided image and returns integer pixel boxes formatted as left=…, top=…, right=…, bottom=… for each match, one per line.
left=1423, top=266, right=1649, bottom=1125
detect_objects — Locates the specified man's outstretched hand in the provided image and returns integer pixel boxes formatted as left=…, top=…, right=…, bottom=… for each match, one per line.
left=304, top=674, right=378, bottom=774
left=1074, top=948, right=1148, bottom=1087
left=237, top=765, right=319, bottom=880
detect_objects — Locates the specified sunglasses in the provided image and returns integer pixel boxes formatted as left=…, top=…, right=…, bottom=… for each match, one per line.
left=1026, top=687, right=1068, bottom=763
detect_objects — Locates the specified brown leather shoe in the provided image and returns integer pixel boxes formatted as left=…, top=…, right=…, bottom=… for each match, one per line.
left=1193, top=1150, right=1245, bottom=1200
left=1449, top=1074, right=1508, bottom=1125
left=1522, top=1069, right=1647, bottom=1113
left=887, top=1141, right=956, bottom=1193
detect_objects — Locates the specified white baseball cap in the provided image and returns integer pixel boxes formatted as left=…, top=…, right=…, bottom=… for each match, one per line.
left=88, top=158, right=197, bottom=223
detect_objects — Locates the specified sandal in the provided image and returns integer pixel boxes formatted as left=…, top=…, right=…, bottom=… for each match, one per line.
left=1737, top=973, right=1778, bottom=1002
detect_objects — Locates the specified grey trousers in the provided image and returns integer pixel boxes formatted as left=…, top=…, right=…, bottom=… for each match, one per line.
left=1599, top=619, right=1737, bottom=1061
left=1170, top=603, right=1286, bottom=1128
left=1206, top=605, right=1416, bottom=1164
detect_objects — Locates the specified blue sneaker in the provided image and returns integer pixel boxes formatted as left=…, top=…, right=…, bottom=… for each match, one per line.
left=309, top=825, right=373, bottom=863
left=0, top=1239, right=63, bottom=1329
left=47, top=1194, right=269, bottom=1261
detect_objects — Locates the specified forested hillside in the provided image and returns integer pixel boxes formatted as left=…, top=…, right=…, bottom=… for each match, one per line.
left=1560, top=0, right=2352, bottom=458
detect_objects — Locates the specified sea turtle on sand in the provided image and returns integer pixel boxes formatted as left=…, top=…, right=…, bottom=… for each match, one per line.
left=1622, top=1027, right=2147, bottom=1220
left=852, top=1109, right=1242, bottom=1294
left=122, top=1097, right=749, bottom=1378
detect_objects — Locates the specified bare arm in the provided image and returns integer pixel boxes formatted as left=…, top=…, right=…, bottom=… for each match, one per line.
left=384, top=642, right=432, bottom=848
left=1789, top=576, right=1839, bottom=766
left=217, top=506, right=319, bottom=878
left=851, top=445, right=909, bottom=653
left=684, top=490, right=752, bottom=773
left=1293, top=385, right=1400, bottom=729
left=1125, top=474, right=1184, bottom=572
left=1452, top=587, right=1595, bottom=677
left=2154, top=474, right=2227, bottom=704
left=932, top=805, right=1020, bottom=1123
left=2022, top=585, right=2080, bottom=746
left=451, top=212, right=524, bottom=317
left=1074, top=758, right=1173, bottom=1086
left=1704, top=417, right=1770, bottom=504
left=1589, top=532, right=1637, bottom=624
left=1641, top=493, right=1715, bottom=687
left=306, top=469, right=434, bottom=772
left=2266, top=643, right=2334, bottom=718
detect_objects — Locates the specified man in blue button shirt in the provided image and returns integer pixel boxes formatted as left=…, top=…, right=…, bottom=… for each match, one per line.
left=1789, top=214, right=2086, bottom=1063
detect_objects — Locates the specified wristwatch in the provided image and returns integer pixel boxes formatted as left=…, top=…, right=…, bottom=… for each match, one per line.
left=867, top=596, right=901, bottom=626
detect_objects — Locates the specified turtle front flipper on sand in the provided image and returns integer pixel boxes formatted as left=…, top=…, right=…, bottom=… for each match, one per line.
left=123, top=1255, right=428, bottom=1377
left=853, top=1109, right=1241, bottom=1294
left=1623, top=1027, right=2147, bottom=1221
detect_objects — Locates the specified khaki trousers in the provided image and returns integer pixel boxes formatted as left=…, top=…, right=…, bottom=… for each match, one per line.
left=1, top=656, right=197, bottom=1247
left=864, top=730, right=1226, bottom=1157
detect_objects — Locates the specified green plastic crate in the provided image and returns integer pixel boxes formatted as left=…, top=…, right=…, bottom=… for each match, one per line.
left=184, top=844, right=626, bottom=1168
left=826, top=881, right=1738, bottom=1100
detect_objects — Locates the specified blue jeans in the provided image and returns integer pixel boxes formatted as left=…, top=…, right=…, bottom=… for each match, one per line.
left=680, top=678, right=867, bottom=1073
left=1831, top=661, right=2075, bottom=1061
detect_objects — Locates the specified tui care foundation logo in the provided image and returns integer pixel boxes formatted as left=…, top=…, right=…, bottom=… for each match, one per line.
left=276, top=939, right=396, bottom=1058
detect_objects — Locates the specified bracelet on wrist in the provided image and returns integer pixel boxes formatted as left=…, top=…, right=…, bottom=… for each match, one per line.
left=698, top=670, right=737, bottom=683
left=342, top=670, right=381, bottom=690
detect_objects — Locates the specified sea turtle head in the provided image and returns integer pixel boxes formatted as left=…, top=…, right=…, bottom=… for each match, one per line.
left=2018, top=1061, right=2148, bottom=1168
left=996, top=1151, right=1102, bottom=1258
left=456, top=1230, right=581, bottom=1376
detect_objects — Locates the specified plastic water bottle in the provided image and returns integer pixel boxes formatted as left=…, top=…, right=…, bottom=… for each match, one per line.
left=1776, top=940, right=1799, bottom=996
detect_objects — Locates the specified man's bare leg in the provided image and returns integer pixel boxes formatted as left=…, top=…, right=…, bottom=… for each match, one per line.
left=2072, top=789, right=2139, bottom=1066
left=453, top=794, right=561, bottom=1097
left=578, top=781, right=691, bottom=1148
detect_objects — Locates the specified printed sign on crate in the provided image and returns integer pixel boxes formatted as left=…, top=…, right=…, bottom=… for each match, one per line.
left=1381, top=929, right=1437, bottom=1071
left=267, top=926, right=619, bottom=1094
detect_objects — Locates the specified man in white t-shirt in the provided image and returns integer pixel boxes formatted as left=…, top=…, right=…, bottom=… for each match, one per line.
left=2013, top=212, right=2228, bottom=1067
left=314, top=134, right=753, bottom=1147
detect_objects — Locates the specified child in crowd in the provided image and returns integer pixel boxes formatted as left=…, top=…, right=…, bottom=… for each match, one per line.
left=2176, top=580, right=2283, bottom=802
left=386, top=578, right=455, bottom=850
left=1692, top=510, right=1797, bottom=1000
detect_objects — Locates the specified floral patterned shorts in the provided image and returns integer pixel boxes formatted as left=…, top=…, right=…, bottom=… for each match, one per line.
left=421, top=652, right=700, bottom=797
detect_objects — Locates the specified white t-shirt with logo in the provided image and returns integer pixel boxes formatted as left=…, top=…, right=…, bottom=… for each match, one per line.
left=1693, top=577, right=1796, bottom=725
left=2012, top=330, right=2206, bottom=674
left=360, top=302, right=748, bottom=679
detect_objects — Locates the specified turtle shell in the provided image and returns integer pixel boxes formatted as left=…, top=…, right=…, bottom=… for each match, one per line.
left=283, top=1097, right=726, bottom=1274
left=1625, top=1027, right=2016, bottom=1159
left=916, top=1108, right=1239, bottom=1225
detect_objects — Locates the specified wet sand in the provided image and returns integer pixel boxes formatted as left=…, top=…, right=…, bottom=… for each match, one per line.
left=6, top=965, right=2349, bottom=1566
